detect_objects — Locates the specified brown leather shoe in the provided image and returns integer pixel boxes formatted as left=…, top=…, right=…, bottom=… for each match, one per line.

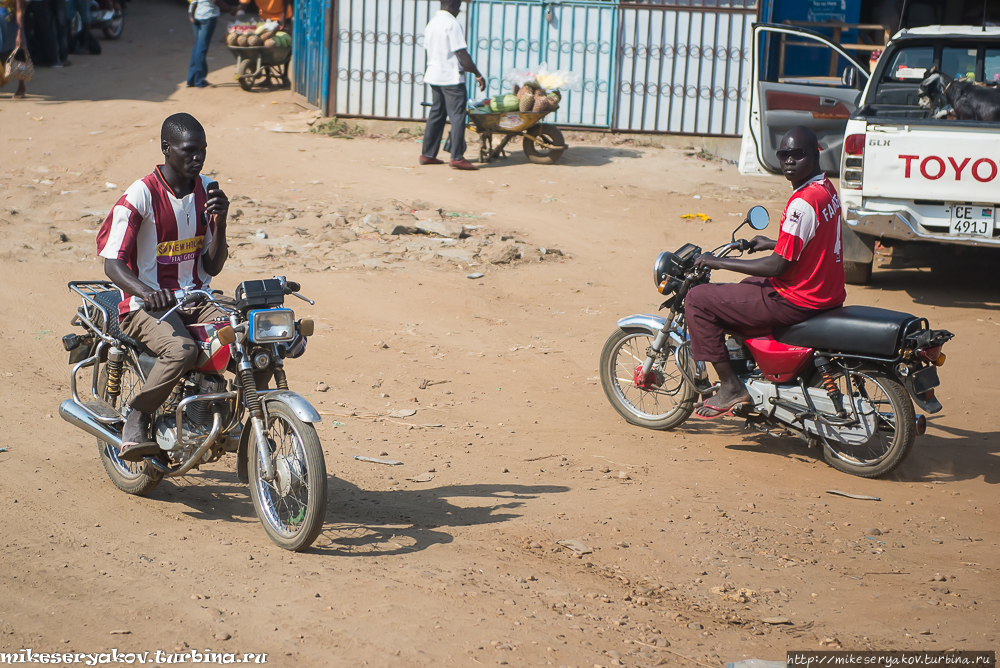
left=449, top=158, right=479, bottom=171
left=419, top=156, right=444, bottom=165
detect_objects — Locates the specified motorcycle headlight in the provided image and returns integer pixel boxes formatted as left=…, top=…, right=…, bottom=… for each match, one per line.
left=249, top=308, right=295, bottom=344
left=654, top=251, right=677, bottom=287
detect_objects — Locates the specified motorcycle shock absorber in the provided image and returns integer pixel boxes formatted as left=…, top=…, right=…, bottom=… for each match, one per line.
left=273, top=368, right=289, bottom=391
left=240, top=367, right=264, bottom=420
left=814, top=356, right=847, bottom=418
left=105, top=347, right=126, bottom=400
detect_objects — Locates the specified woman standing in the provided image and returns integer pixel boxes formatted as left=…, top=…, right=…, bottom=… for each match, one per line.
left=187, top=0, right=235, bottom=88
left=0, top=0, right=28, bottom=98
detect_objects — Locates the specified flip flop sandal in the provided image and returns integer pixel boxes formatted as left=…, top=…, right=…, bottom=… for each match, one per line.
left=693, top=400, right=747, bottom=421
left=118, top=441, right=160, bottom=462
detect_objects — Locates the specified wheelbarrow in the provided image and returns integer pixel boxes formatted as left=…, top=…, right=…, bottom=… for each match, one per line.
left=228, top=44, right=291, bottom=91
left=466, top=108, right=566, bottom=164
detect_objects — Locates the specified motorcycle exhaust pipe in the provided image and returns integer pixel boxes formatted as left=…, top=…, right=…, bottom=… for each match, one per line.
left=59, top=399, right=122, bottom=448
left=915, top=414, right=927, bottom=436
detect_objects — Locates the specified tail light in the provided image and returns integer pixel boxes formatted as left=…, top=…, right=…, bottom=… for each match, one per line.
left=917, top=346, right=942, bottom=363
left=842, top=134, right=865, bottom=190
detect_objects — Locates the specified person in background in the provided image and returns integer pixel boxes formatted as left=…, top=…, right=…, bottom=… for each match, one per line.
left=187, top=0, right=235, bottom=88
left=0, top=0, right=28, bottom=97
left=26, top=0, right=68, bottom=67
left=238, top=0, right=291, bottom=33
left=419, top=0, right=485, bottom=171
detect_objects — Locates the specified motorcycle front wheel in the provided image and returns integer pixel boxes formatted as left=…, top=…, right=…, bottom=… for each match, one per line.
left=821, top=368, right=915, bottom=478
left=96, top=362, right=163, bottom=496
left=600, top=327, right=697, bottom=430
left=248, top=403, right=327, bottom=551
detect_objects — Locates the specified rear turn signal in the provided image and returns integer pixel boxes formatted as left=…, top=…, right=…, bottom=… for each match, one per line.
left=933, top=352, right=946, bottom=367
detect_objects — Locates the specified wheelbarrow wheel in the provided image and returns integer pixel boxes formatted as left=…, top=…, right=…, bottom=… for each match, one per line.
left=523, top=124, right=565, bottom=164
left=238, top=60, right=256, bottom=91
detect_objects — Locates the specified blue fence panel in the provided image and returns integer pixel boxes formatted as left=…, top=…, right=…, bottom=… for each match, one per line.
left=336, top=0, right=470, bottom=119
left=293, top=0, right=331, bottom=110
left=614, top=4, right=754, bottom=135
left=466, top=0, right=615, bottom=128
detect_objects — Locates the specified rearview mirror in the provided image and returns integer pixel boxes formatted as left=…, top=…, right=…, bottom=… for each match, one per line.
left=841, top=66, right=857, bottom=89
left=747, top=206, right=769, bottom=230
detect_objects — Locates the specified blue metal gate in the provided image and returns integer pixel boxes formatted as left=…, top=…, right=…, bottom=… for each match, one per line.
left=293, top=0, right=332, bottom=112
left=466, top=0, right=616, bottom=128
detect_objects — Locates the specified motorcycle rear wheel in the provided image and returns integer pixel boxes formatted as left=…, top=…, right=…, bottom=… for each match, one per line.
left=600, top=327, right=697, bottom=430
left=822, top=368, right=915, bottom=478
left=96, top=362, right=163, bottom=496
left=248, top=403, right=327, bottom=551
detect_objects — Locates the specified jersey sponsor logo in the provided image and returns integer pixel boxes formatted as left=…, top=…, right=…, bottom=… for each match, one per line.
left=156, top=236, right=204, bottom=265
left=897, top=154, right=999, bottom=182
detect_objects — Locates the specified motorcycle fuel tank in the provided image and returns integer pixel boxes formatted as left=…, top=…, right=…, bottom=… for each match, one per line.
left=744, top=336, right=814, bottom=383
left=187, top=323, right=232, bottom=373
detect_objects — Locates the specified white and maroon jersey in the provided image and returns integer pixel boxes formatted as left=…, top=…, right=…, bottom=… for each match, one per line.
left=96, top=167, right=216, bottom=318
left=770, top=173, right=847, bottom=310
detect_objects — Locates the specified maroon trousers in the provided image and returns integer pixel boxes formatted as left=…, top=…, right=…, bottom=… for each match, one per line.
left=684, top=277, right=822, bottom=363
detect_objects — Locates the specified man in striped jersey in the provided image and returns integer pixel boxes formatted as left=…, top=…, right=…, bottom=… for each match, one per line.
left=96, top=113, right=231, bottom=461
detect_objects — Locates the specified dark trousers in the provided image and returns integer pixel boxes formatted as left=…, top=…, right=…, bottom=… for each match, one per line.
left=422, top=82, right=467, bottom=161
left=27, top=0, right=60, bottom=65
left=685, top=277, right=823, bottom=363
left=187, top=16, right=216, bottom=87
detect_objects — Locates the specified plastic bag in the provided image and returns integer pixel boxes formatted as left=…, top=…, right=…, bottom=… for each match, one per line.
left=503, top=63, right=581, bottom=92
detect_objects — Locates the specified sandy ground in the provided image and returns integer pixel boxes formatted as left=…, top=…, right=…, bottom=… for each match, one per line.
left=2, top=2, right=999, bottom=666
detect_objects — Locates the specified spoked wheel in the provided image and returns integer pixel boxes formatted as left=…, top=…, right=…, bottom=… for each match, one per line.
left=96, top=362, right=162, bottom=496
left=238, top=59, right=256, bottom=91
left=248, top=403, right=327, bottom=551
left=523, top=123, right=565, bottom=164
left=599, top=327, right=698, bottom=430
left=821, top=368, right=915, bottom=478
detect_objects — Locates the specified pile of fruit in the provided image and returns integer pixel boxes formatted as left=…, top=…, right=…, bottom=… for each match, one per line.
left=225, top=21, right=291, bottom=48
left=472, top=85, right=561, bottom=114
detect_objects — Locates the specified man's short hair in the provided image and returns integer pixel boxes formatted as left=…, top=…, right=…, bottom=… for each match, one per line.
left=440, top=0, right=462, bottom=12
left=161, top=113, right=205, bottom=144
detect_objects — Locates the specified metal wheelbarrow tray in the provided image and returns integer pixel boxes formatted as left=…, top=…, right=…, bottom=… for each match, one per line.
left=466, top=109, right=567, bottom=165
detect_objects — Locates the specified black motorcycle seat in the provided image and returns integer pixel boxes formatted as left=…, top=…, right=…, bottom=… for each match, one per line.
left=92, top=290, right=153, bottom=354
left=773, top=305, right=918, bottom=357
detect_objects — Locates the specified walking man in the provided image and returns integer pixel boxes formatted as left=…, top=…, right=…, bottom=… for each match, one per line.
left=419, top=0, right=484, bottom=171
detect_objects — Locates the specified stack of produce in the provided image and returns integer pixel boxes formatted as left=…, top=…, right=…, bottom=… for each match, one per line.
left=225, top=21, right=291, bottom=48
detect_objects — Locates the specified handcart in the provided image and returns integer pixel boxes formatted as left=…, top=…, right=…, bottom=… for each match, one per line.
left=229, top=44, right=291, bottom=91
left=466, top=108, right=567, bottom=165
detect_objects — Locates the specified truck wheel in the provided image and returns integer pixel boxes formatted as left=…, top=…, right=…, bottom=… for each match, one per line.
left=844, top=259, right=873, bottom=285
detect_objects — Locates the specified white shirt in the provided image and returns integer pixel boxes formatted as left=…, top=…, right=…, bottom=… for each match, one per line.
left=191, top=0, right=220, bottom=21
left=422, top=10, right=467, bottom=86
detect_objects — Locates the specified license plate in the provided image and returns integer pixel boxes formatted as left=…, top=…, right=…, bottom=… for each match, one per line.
left=949, top=204, right=995, bottom=236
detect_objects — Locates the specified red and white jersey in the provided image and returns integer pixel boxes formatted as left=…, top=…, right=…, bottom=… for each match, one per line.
left=96, top=167, right=216, bottom=318
left=770, top=173, right=847, bottom=310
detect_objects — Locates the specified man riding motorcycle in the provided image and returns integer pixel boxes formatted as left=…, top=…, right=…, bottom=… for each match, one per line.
left=96, top=112, right=231, bottom=461
left=685, top=126, right=846, bottom=419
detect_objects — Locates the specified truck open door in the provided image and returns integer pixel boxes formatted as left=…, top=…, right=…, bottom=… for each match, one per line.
left=739, top=24, right=869, bottom=177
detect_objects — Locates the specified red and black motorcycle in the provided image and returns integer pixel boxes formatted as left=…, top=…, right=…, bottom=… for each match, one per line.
left=600, top=206, right=953, bottom=478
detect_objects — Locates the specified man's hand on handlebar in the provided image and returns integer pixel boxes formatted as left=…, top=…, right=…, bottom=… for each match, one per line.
left=747, top=235, right=776, bottom=254
left=694, top=253, right=721, bottom=272
left=141, top=288, right=178, bottom=313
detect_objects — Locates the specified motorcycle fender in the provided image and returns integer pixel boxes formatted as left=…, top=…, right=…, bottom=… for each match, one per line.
left=616, top=314, right=705, bottom=381
left=261, top=390, right=322, bottom=423
left=900, top=366, right=943, bottom=414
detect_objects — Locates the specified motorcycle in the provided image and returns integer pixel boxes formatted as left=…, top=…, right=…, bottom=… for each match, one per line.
left=69, top=0, right=123, bottom=51
left=599, top=207, right=954, bottom=478
left=59, top=277, right=327, bottom=551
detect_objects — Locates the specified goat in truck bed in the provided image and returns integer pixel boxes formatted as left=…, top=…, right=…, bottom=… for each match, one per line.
left=919, top=66, right=1000, bottom=122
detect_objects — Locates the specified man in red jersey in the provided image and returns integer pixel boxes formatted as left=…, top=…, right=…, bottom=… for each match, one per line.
left=96, top=113, right=230, bottom=460
left=684, top=126, right=846, bottom=419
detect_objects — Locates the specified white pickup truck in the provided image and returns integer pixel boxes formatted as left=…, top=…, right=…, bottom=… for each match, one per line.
left=739, top=24, right=1000, bottom=284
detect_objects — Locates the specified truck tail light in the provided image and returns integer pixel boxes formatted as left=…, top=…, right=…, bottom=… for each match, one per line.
left=844, top=134, right=865, bottom=155
left=842, top=134, right=865, bottom=190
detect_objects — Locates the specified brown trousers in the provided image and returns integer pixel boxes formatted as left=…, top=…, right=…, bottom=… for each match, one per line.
left=120, top=303, right=230, bottom=415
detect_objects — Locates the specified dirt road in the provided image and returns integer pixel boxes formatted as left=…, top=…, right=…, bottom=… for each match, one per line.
left=2, top=2, right=998, bottom=666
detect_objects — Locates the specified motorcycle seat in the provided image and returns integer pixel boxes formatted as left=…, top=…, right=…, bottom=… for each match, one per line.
left=92, top=290, right=153, bottom=355
left=773, top=305, right=919, bottom=357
